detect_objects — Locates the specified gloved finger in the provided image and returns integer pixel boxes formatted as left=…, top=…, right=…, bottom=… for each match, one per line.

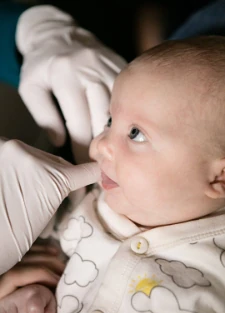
left=96, top=63, right=119, bottom=93
left=19, top=140, right=71, bottom=166
left=63, top=162, right=100, bottom=192
left=99, top=55, right=127, bottom=91
left=4, top=141, right=99, bottom=192
left=19, top=83, right=66, bottom=147
left=54, top=84, right=92, bottom=162
left=86, top=83, right=110, bottom=137
left=99, top=49, right=127, bottom=75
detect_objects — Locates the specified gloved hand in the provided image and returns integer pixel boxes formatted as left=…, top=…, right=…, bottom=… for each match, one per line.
left=16, top=5, right=127, bottom=163
left=0, top=284, right=56, bottom=313
left=0, top=138, right=100, bottom=275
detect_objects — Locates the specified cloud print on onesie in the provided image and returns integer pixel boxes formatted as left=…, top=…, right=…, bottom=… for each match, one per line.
left=155, top=259, right=211, bottom=288
left=58, top=295, right=83, bottom=313
left=61, top=216, right=93, bottom=256
left=64, top=253, right=99, bottom=287
left=213, top=237, right=225, bottom=267
left=131, top=286, right=196, bottom=313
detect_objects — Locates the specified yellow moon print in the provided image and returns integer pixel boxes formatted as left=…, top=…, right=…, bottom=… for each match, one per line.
left=129, top=274, right=162, bottom=296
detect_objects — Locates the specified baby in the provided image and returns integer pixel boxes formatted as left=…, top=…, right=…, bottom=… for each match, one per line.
left=56, top=36, right=225, bottom=313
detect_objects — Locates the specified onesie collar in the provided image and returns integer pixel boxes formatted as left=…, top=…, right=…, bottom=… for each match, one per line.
left=97, top=191, right=225, bottom=255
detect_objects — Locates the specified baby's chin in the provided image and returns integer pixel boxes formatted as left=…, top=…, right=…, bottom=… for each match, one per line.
left=103, top=190, right=120, bottom=209
left=103, top=195, right=172, bottom=227
left=103, top=190, right=137, bottom=218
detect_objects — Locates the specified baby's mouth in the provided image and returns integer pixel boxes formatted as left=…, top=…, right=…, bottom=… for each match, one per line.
left=101, top=171, right=119, bottom=190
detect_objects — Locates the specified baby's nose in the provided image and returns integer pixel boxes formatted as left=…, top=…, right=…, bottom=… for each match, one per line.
left=90, top=130, right=114, bottom=162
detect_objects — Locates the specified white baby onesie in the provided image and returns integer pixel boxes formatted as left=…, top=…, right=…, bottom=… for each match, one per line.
left=56, top=187, right=225, bottom=313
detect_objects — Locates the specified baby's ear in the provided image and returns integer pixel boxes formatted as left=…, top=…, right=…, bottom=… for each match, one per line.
left=205, top=158, right=225, bottom=199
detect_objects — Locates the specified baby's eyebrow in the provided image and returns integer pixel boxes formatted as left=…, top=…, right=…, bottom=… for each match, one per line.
left=110, top=104, right=161, bottom=134
left=134, top=114, right=159, bottom=130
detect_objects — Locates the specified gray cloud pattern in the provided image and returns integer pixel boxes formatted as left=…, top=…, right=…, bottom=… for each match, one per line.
left=132, top=286, right=196, bottom=313
left=156, top=259, right=210, bottom=288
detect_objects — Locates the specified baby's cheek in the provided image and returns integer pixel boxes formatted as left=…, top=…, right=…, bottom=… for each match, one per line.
left=121, top=171, right=149, bottom=204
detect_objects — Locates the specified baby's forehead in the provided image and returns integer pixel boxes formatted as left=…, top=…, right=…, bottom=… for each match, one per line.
left=116, top=57, right=209, bottom=101
left=114, top=40, right=225, bottom=116
left=113, top=59, right=221, bottom=135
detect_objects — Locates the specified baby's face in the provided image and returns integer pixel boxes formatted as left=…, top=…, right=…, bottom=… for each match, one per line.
left=90, top=66, right=215, bottom=227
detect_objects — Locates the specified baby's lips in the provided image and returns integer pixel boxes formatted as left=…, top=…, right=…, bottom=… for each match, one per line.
left=101, top=171, right=118, bottom=190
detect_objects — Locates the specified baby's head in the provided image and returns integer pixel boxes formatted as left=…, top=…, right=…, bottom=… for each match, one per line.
left=90, top=36, right=225, bottom=227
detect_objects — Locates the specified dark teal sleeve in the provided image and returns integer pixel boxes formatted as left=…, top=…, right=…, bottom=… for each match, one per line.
left=0, top=2, right=30, bottom=88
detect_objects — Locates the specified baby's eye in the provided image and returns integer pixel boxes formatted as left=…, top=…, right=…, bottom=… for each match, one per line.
left=129, top=127, right=147, bottom=142
left=106, top=116, right=112, bottom=128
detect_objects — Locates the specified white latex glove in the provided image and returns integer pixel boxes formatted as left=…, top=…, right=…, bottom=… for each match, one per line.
left=16, top=5, right=127, bottom=163
left=0, top=138, right=100, bottom=275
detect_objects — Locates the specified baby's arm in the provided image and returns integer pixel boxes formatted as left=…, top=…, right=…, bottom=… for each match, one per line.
left=0, top=284, right=56, bottom=313
left=0, top=243, right=65, bottom=301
